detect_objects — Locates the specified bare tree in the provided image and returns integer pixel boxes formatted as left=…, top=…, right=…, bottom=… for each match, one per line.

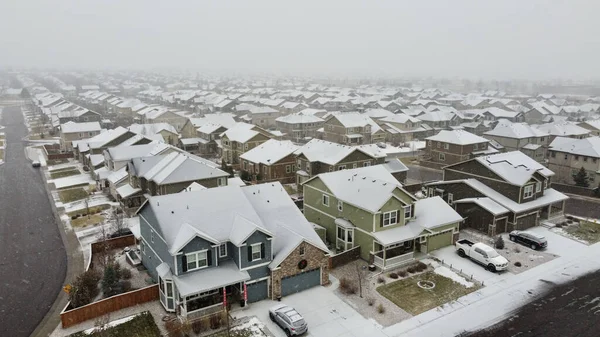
left=84, top=193, right=91, bottom=219
left=355, top=264, right=365, bottom=298
left=112, top=207, right=126, bottom=236
left=95, top=222, right=112, bottom=269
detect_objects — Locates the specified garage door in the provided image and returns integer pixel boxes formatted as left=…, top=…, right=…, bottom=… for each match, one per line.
left=246, top=280, right=268, bottom=303
left=426, top=230, right=454, bottom=253
left=281, top=268, right=321, bottom=297
left=516, top=212, right=538, bottom=230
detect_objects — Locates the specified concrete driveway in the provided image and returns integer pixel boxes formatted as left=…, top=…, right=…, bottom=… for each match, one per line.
left=237, top=279, right=387, bottom=337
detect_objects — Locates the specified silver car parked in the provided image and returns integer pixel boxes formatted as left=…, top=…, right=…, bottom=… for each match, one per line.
left=269, top=304, right=308, bottom=336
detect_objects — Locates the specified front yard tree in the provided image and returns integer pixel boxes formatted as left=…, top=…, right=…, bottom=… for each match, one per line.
left=573, top=167, right=591, bottom=188
left=355, top=264, right=365, bottom=298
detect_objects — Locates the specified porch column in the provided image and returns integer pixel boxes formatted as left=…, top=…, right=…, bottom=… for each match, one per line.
left=562, top=200, right=566, bottom=213
left=548, top=204, right=552, bottom=217
left=383, top=246, right=387, bottom=269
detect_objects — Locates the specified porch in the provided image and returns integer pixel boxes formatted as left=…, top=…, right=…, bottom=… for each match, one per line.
left=372, top=241, right=416, bottom=270
left=540, top=200, right=566, bottom=220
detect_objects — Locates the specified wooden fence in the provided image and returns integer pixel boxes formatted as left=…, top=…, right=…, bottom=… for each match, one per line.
left=90, top=234, right=136, bottom=254
left=552, top=182, right=598, bottom=198
left=329, top=246, right=361, bottom=269
left=60, top=284, right=159, bottom=328
left=43, top=144, right=74, bottom=160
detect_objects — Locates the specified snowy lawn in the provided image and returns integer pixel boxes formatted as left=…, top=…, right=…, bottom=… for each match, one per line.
left=562, top=219, right=600, bottom=244
left=58, top=188, right=89, bottom=203
left=47, top=158, right=70, bottom=166
left=376, top=271, right=480, bottom=315
left=50, top=169, right=80, bottom=179
left=71, top=214, right=105, bottom=228
left=208, top=317, right=271, bottom=337
left=67, top=311, right=160, bottom=337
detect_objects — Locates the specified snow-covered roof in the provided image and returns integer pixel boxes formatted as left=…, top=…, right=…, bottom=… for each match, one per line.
left=363, top=108, right=395, bottom=119
left=426, top=130, right=489, bottom=145
left=116, top=184, right=142, bottom=198
left=453, top=197, right=509, bottom=216
left=378, top=114, right=421, bottom=124
left=533, top=122, right=591, bottom=137
left=240, top=139, right=299, bottom=165
left=410, top=196, right=463, bottom=229
left=275, top=113, right=323, bottom=124
left=61, top=121, right=101, bottom=134
left=107, top=167, right=128, bottom=184
left=549, top=136, right=600, bottom=158
left=382, top=158, right=409, bottom=174
left=128, top=123, right=177, bottom=137
left=173, top=260, right=250, bottom=297
left=294, top=139, right=386, bottom=165
left=325, top=112, right=382, bottom=134
left=484, top=119, right=548, bottom=139
left=106, top=143, right=170, bottom=162
left=141, top=152, right=228, bottom=185
left=474, top=151, right=555, bottom=185
left=221, top=123, right=261, bottom=143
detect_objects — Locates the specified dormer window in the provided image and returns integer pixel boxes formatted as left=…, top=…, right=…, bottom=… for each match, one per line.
left=523, top=185, right=534, bottom=199
left=186, top=250, right=208, bottom=271
left=383, top=211, right=398, bottom=226
left=403, top=205, right=413, bottom=220
left=535, top=182, right=542, bottom=193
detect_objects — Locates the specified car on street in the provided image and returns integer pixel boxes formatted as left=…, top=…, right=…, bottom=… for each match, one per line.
left=269, top=304, right=308, bottom=336
left=32, top=160, right=41, bottom=168
left=455, top=239, right=509, bottom=272
left=509, top=230, right=548, bottom=250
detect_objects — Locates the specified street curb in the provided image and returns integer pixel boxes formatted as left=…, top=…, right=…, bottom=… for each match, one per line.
left=29, top=131, right=85, bottom=336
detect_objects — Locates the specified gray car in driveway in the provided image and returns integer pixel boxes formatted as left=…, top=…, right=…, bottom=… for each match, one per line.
left=269, top=304, right=308, bottom=336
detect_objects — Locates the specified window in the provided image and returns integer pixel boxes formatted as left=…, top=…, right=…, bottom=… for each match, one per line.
left=337, top=227, right=353, bottom=243
left=535, top=182, right=542, bottom=193
left=575, top=155, right=579, bottom=160
left=243, top=161, right=247, bottom=170
left=439, top=152, right=445, bottom=161
left=219, top=244, right=227, bottom=258
left=584, top=156, right=588, bottom=162
left=329, top=167, right=333, bottom=172
left=338, top=165, right=346, bottom=170
left=448, top=193, right=454, bottom=204
left=299, top=245, right=305, bottom=256
left=286, top=165, right=291, bottom=173
left=251, top=243, right=262, bottom=261
left=383, top=211, right=398, bottom=226
left=337, top=200, right=343, bottom=211
left=352, top=163, right=357, bottom=169
left=140, top=241, right=145, bottom=255
left=151, top=230, right=154, bottom=243
left=403, top=205, right=412, bottom=219
left=292, top=164, right=296, bottom=171
left=297, top=159, right=301, bottom=166
left=437, top=142, right=441, bottom=148
left=363, top=161, right=371, bottom=167
left=186, top=250, right=208, bottom=271
left=544, top=180, right=548, bottom=189
left=594, top=158, right=598, bottom=163
left=443, top=143, right=449, bottom=150
left=244, top=143, right=248, bottom=150
left=322, top=194, right=330, bottom=206
left=305, top=162, right=310, bottom=172
left=473, top=143, right=478, bottom=150
left=217, top=177, right=226, bottom=186
left=551, top=151, right=556, bottom=158
left=428, top=140, right=432, bottom=147
left=523, top=184, right=534, bottom=199
left=564, top=154, right=568, bottom=160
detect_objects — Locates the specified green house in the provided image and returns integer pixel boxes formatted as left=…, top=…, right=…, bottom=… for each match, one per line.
left=302, top=166, right=463, bottom=270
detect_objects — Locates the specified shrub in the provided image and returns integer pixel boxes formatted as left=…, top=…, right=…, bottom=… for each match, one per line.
left=495, top=236, right=505, bottom=250
left=102, top=264, right=120, bottom=297
left=514, top=261, right=522, bottom=267
left=417, top=262, right=428, bottom=271
left=347, top=284, right=357, bottom=295
left=407, top=267, right=416, bottom=274
left=209, top=313, right=223, bottom=329
left=398, top=270, right=408, bottom=277
left=377, top=276, right=386, bottom=284
left=120, top=268, right=132, bottom=280
left=192, top=318, right=207, bottom=334
left=164, top=318, right=182, bottom=337
left=377, top=303, right=386, bottom=314
left=367, top=297, right=375, bottom=306
left=118, top=280, right=132, bottom=293
left=389, top=272, right=399, bottom=279
left=71, top=215, right=78, bottom=220
left=566, top=215, right=574, bottom=220
left=69, top=269, right=102, bottom=308
left=555, top=222, right=563, bottom=228
left=514, top=247, right=521, bottom=253
left=567, top=219, right=573, bottom=224
left=339, top=277, right=350, bottom=291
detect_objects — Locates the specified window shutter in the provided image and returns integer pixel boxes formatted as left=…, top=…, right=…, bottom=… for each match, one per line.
left=207, top=249, right=212, bottom=266
left=247, top=246, right=252, bottom=262
left=181, top=255, right=187, bottom=272
left=380, top=213, right=384, bottom=227
left=260, top=243, right=265, bottom=259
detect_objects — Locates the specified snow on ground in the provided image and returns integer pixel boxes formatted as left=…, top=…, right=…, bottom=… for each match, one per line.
left=550, top=227, right=590, bottom=245
left=424, top=259, right=475, bottom=288
left=51, top=174, right=94, bottom=189
left=82, top=313, right=140, bottom=335
left=231, top=316, right=269, bottom=336
left=62, top=194, right=117, bottom=214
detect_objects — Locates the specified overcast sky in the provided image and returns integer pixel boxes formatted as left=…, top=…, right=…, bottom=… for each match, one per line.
left=1, top=0, right=598, bottom=80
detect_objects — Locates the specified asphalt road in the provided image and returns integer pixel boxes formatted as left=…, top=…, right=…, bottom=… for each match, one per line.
left=461, top=270, right=600, bottom=337
left=0, top=105, right=67, bottom=337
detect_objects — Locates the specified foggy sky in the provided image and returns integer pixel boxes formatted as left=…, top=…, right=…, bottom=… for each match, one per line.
left=1, top=0, right=599, bottom=80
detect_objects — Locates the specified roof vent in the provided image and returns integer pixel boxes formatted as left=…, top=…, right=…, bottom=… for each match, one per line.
left=157, top=201, right=159, bottom=206
left=171, top=210, right=174, bottom=214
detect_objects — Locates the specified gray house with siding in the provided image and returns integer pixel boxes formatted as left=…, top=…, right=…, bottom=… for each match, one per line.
left=137, top=182, right=330, bottom=317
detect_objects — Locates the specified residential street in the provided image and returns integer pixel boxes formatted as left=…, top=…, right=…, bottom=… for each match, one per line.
left=0, top=105, right=67, bottom=337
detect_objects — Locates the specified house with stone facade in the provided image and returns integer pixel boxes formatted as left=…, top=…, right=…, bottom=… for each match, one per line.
left=302, top=166, right=462, bottom=270
left=138, top=182, right=330, bottom=316
left=423, top=130, right=497, bottom=168
left=483, top=119, right=549, bottom=163
left=547, top=136, right=600, bottom=185
left=294, top=139, right=387, bottom=190
left=239, top=139, right=299, bottom=184
left=424, top=151, right=568, bottom=236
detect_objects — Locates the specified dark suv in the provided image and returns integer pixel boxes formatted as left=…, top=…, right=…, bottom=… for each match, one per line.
left=509, top=230, right=547, bottom=250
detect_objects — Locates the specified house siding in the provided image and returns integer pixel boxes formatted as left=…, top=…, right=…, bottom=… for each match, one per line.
left=238, top=231, right=272, bottom=269
left=139, top=209, right=174, bottom=280
left=176, top=236, right=216, bottom=275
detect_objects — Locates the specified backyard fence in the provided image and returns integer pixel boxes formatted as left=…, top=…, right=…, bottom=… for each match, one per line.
left=90, top=234, right=136, bottom=254
left=60, top=284, right=159, bottom=328
left=329, top=246, right=361, bottom=269
left=43, top=144, right=74, bottom=160
left=552, top=183, right=598, bottom=198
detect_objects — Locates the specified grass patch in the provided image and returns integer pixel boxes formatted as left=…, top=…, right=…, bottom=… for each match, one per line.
left=49, top=166, right=77, bottom=172
left=50, top=169, right=80, bottom=179
left=47, top=158, right=69, bottom=165
left=67, top=311, right=160, bottom=337
left=67, top=204, right=111, bottom=217
left=376, top=271, right=479, bottom=315
left=399, top=157, right=418, bottom=165
left=565, top=220, right=600, bottom=244
left=70, top=214, right=105, bottom=227
left=58, top=188, right=89, bottom=203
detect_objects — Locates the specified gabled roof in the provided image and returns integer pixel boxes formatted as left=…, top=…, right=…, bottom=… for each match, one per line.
left=533, top=122, right=590, bottom=137
left=142, top=152, right=228, bottom=185
left=221, top=123, right=263, bottom=143
left=325, top=112, right=382, bottom=134
left=453, top=197, right=509, bottom=216
left=294, top=139, right=386, bottom=165
left=105, top=143, right=171, bottom=161
left=128, top=123, right=178, bottom=137
left=426, top=130, right=489, bottom=145
left=549, top=136, right=600, bottom=158
left=473, top=151, right=555, bottom=185
left=378, top=113, right=421, bottom=124
left=275, top=113, right=323, bottom=124
left=484, top=119, right=548, bottom=139
left=61, top=121, right=101, bottom=134
left=240, top=139, right=299, bottom=165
